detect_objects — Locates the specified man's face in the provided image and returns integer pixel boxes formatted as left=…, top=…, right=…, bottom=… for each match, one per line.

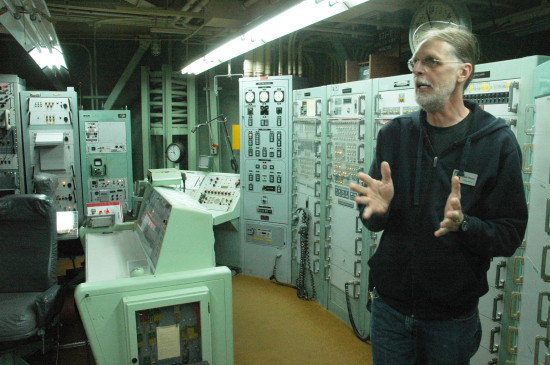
left=411, top=39, right=462, bottom=113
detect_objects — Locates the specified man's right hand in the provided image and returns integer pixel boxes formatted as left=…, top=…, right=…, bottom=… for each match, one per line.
left=350, top=161, right=394, bottom=220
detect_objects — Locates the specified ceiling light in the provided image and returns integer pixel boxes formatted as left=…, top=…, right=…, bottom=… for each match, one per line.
left=181, top=0, right=369, bottom=75
left=29, top=46, right=67, bottom=69
left=0, top=0, right=67, bottom=70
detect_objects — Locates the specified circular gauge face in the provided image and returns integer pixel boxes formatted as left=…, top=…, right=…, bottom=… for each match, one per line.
left=259, top=91, right=269, bottom=103
left=166, top=142, right=185, bottom=163
left=274, top=90, right=284, bottom=102
left=245, top=91, right=255, bottom=103
left=409, top=0, right=471, bottom=53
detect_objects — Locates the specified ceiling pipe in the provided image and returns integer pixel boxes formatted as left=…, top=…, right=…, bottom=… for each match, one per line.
left=242, top=0, right=261, bottom=8
left=296, top=33, right=320, bottom=78
left=287, top=33, right=297, bottom=75
left=264, top=43, right=271, bottom=76
left=253, top=47, right=264, bottom=77
left=170, top=0, right=200, bottom=25
left=243, top=51, right=253, bottom=77
left=278, top=38, right=283, bottom=76
left=178, top=0, right=210, bottom=26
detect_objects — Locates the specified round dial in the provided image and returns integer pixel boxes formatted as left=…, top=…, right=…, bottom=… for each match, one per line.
left=409, top=0, right=471, bottom=53
left=166, top=142, right=185, bottom=163
left=245, top=91, right=255, bottom=103
left=274, top=90, right=284, bottom=102
left=259, top=91, right=269, bottom=103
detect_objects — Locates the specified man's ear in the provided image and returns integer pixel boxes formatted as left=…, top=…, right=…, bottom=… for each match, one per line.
left=457, top=63, right=473, bottom=83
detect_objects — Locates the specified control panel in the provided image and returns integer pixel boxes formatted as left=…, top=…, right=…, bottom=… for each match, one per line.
left=194, top=173, right=240, bottom=212
left=327, top=87, right=367, bottom=196
left=28, top=97, right=72, bottom=125
left=0, top=75, right=25, bottom=193
left=178, top=171, right=240, bottom=225
left=84, top=121, right=128, bottom=153
left=245, top=129, right=286, bottom=159
left=20, top=88, right=83, bottom=217
left=133, top=302, right=204, bottom=365
left=79, top=110, right=133, bottom=213
left=138, top=188, right=173, bottom=267
left=241, top=77, right=296, bottom=224
left=239, top=75, right=304, bottom=283
left=323, top=81, right=373, bottom=332
left=291, top=86, right=327, bottom=302
left=29, top=130, right=79, bottom=210
left=373, top=75, right=418, bottom=140
left=465, top=79, right=519, bottom=135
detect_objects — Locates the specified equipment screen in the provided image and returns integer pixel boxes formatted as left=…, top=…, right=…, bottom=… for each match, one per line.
left=137, top=188, right=172, bottom=268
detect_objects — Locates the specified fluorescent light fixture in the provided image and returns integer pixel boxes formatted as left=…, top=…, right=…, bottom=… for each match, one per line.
left=0, top=0, right=68, bottom=70
left=29, top=46, right=67, bottom=69
left=181, top=0, right=369, bottom=75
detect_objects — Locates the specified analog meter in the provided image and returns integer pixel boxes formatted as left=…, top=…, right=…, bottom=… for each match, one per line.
left=274, top=90, right=284, bottom=102
left=166, top=142, right=186, bottom=163
left=245, top=91, right=255, bottom=103
left=259, top=91, right=269, bottom=103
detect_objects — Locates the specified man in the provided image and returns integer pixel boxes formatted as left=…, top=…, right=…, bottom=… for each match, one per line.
left=349, top=27, right=528, bottom=365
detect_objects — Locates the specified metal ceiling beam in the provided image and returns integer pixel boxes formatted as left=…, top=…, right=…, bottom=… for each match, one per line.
left=306, top=25, right=375, bottom=37
left=474, top=3, right=550, bottom=31
left=46, top=3, right=206, bottom=19
left=123, top=0, right=155, bottom=7
left=149, top=26, right=221, bottom=36
left=104, top=39, right=150, bottom=110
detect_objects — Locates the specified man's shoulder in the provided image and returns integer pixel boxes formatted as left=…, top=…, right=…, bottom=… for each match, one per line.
left=382, top=112, right=420, bottom=132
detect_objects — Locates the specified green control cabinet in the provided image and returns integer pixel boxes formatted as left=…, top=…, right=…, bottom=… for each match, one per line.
left=79, top=110, right=134, bottom=213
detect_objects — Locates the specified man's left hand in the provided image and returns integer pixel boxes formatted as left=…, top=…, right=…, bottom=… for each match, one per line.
left=435, top=176, right=464, bottom=237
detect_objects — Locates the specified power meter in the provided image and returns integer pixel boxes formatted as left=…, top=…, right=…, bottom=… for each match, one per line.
left=245, top=91, right=255, bottom=103
left=274, top=90, right=284, bottom=102
left=259, top=91, right=269, bottom=103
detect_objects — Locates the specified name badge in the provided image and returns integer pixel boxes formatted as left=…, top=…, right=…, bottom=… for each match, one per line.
left=453, top=169, right=478, bottom=187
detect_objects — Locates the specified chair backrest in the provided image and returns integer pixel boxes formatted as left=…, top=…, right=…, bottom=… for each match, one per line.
left=0, top=194, right=57, bottom=293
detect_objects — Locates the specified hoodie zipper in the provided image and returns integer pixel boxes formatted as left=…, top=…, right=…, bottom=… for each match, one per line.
left=423, top=129, right=439, bottom=168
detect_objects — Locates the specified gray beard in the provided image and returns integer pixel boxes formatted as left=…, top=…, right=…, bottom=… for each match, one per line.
left=415, top=94, right=447, bottom=113
left=415, top=78, right=457, bottom=113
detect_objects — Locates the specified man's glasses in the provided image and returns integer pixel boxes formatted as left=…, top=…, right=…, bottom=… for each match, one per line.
left=407, top=57, right=463, bottom=72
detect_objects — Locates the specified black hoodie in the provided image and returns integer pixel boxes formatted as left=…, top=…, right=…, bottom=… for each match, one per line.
left=361, top=101, right=528, bottom=320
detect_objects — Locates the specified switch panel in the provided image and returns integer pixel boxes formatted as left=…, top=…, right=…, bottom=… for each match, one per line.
left=21, top=88, right=83, bottom=216
left=80, top=110, right=133, bottom=213
left=0, top=75, right=26, bottom=193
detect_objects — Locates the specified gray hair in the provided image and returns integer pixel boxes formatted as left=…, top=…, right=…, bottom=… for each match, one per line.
left=418, top=26, right=480, bottom=90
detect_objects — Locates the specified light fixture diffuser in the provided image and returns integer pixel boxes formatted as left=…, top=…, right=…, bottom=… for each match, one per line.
left=29, top=46, right=67, bottom=70
left=0, top=0, right=68, bottom=71
left=181, top=0, right=369, bottom=75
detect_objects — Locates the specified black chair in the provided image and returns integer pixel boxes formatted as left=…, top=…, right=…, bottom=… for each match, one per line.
left=0, top=194, right=63, bottom=364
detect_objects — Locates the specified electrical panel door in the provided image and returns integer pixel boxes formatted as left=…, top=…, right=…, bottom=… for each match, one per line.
left=463, top=56, right=550, bottom=365
left=291, top=86, right=327, bottom=305
left=515, top=92, right=550, bottom=365
left=79, top=110, right=134, bottom=213
left=239, top=76, right=304, bottom=284
left=325, top=80, right=372, bottom=337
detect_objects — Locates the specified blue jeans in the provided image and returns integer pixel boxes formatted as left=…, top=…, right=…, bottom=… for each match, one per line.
left=370, top=290, right=482, bottom=365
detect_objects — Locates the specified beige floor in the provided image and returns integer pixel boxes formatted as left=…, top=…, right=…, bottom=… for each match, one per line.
left=51, top=261, right=372, bottom=365
left=233, top=274, right=372, bottom=365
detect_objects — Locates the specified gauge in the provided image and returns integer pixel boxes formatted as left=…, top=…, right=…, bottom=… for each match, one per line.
left=409, top=0, right=471, bottom=53
left=259, top=91, right=269, bottom=103
left=274, top=90, right=284, bottom=102
left=166, top=142, right=185, bottom=163
left=245, top=91, right=255, bottom=103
